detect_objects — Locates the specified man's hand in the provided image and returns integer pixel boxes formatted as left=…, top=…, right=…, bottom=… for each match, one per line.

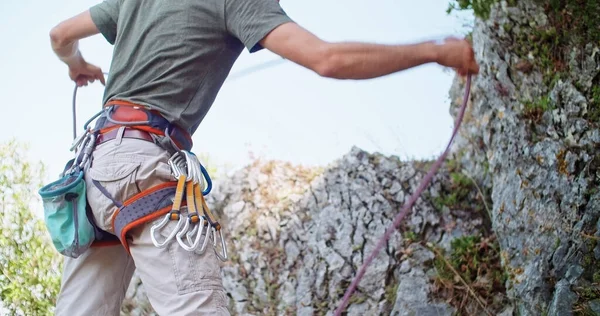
left=435, top=37, right=480, bottom=76
left=68, top=56, right=106, bottom=87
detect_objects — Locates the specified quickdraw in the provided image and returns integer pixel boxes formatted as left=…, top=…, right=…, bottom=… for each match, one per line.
left=150, top=150, right=228, bottom=261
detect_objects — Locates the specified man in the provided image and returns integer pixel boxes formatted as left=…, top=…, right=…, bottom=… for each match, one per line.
left=49, top=0, right=479, bottom=315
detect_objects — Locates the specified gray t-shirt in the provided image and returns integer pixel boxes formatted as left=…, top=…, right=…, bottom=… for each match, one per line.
left=90, top=0, right=293, bottom=134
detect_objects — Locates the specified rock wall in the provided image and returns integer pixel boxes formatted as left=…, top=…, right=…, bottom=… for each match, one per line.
left=449, top=1, right=600, bottom=315
left=208, top=152, right=497, bottom=316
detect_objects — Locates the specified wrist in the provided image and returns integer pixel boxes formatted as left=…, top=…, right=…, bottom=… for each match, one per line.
left=53, top=39, right=83, bottom=68
left=426, top=41, right=443, bottom=64
left=63, top=50, right=84, bottom=69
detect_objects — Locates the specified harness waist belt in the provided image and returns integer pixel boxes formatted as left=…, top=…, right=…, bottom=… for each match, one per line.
left=96, top=128, right=154, bottom=146
left=96, top=100, right=194, bottom=152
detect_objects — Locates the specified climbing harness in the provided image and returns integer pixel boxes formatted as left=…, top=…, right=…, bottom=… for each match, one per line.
left=334, top=74, right=473, bottom=315
left=39, top=74, right=229, bottom=262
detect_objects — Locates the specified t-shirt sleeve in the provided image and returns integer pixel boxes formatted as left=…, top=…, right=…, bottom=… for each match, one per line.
left=89, top=0, right=121, bottom=45
left=225, top=0, right=294, bottom=53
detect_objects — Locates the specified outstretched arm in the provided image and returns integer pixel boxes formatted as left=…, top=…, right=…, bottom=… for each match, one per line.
left=259, top=22, right=479, bottom=79
left=50, top=11, right=106, bottom=86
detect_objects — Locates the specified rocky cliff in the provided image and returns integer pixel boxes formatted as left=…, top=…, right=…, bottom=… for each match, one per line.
left=448, top=0, right=600, bottom=315
left=122, top=1, right=600, bottom=315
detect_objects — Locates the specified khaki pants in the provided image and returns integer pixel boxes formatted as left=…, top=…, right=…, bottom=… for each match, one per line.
left=55, top=134, right=230, bottom=316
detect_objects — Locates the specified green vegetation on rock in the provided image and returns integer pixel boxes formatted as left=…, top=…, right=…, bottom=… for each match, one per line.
left=429, top=235, right=508, bottom=315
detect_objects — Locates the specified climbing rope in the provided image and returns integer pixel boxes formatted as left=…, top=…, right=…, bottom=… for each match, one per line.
left=334, top=74, right=473, bottom=315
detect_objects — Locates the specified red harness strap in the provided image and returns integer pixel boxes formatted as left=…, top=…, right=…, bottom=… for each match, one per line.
left=98, top=100, right=194, bottom=152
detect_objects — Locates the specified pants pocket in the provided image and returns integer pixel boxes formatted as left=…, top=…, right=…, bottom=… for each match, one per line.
left=148, top=205, right=224, bottom=295
left=167, top=236, right=224, bottom=295
left=86, top=160, right=141, bottom=232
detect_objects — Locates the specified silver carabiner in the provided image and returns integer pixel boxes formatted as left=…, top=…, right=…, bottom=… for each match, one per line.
left=177, top=216, right=206, bottom=251
left=77, top=133, right=97, bottom=169
left=181, top=151, right=202, bottom=185
left=195, top=221, right=212, bottom=254
left=168, top=152, right=187, bottom=179
left=70, top=129, right=89, bottom=152
left=175, top=218, right=193, bottom=251
left=213, top=227, right=228, bottom=262
left=151, top=213, right=184, bottom=248
left=152, top=152, right=188, bottom=248
left=185, top=217, right=205, bottom=246
left=189, top=152, right=207, bottom=191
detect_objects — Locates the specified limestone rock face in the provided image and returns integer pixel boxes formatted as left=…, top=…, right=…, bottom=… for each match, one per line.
left=208, top=152, right=488, bottom=315
left=448, top=1, right=600, bottom=315
left=121, top=150, right=493, bottom=315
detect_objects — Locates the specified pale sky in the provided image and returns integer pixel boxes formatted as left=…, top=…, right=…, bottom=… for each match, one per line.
left=0, top=0, right=473, bottom=183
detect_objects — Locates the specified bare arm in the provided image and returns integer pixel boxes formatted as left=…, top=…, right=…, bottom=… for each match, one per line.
left=50, top=11, right=99, bottom=67
left=50, top=11, right=106, bottom=85
left=259, top=22, right=479, bottom=79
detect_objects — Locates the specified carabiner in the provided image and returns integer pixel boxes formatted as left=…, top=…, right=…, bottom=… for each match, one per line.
left=175, top=218, right=193, bottom=251
left=70, top=129, right=89, bottom=152
left=150, top=212, right=184, bottom=248
left=185, top=216, right=206, bottom=246
left=181, top=151, right=204, bottom=187
left=168, top=152, right=187, bottom=179
left=199, top=163, right=212, bottom=196
left=181, top=151, right=196, bottom=180
left=196, top=220, right=212, bottom=254
left=151, top=164, right=187, bottom=248
left=187, top=152, right=212, bottom=195
left=77, top=133, right=96, bottom=170
left=177, top=215, right=206, bottom=251
left=213, top=227, right=228, bottom=262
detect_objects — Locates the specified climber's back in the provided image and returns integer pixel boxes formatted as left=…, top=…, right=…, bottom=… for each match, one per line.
left=94, top=0, right=293, bottom=134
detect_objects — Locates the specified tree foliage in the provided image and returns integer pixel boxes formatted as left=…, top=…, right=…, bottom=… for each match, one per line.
left=446, top=0, right=498, bottom=19
left=0, top=140, right=62, bottom=316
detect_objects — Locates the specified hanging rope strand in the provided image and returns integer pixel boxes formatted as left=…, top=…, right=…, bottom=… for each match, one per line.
left=334, top=74, right=472, bottom=315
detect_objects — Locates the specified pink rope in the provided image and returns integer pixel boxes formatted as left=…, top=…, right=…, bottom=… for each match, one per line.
left=334, top=74, right=472, bottom=315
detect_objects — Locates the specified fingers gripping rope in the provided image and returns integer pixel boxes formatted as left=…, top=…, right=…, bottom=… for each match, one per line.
left=334, top=74, right=472, bottom=315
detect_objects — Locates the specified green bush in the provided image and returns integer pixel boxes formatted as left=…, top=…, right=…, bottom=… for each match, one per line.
left=446, top=0, right=498, bottom=19
left=0, top=140, right=62, bottom=316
